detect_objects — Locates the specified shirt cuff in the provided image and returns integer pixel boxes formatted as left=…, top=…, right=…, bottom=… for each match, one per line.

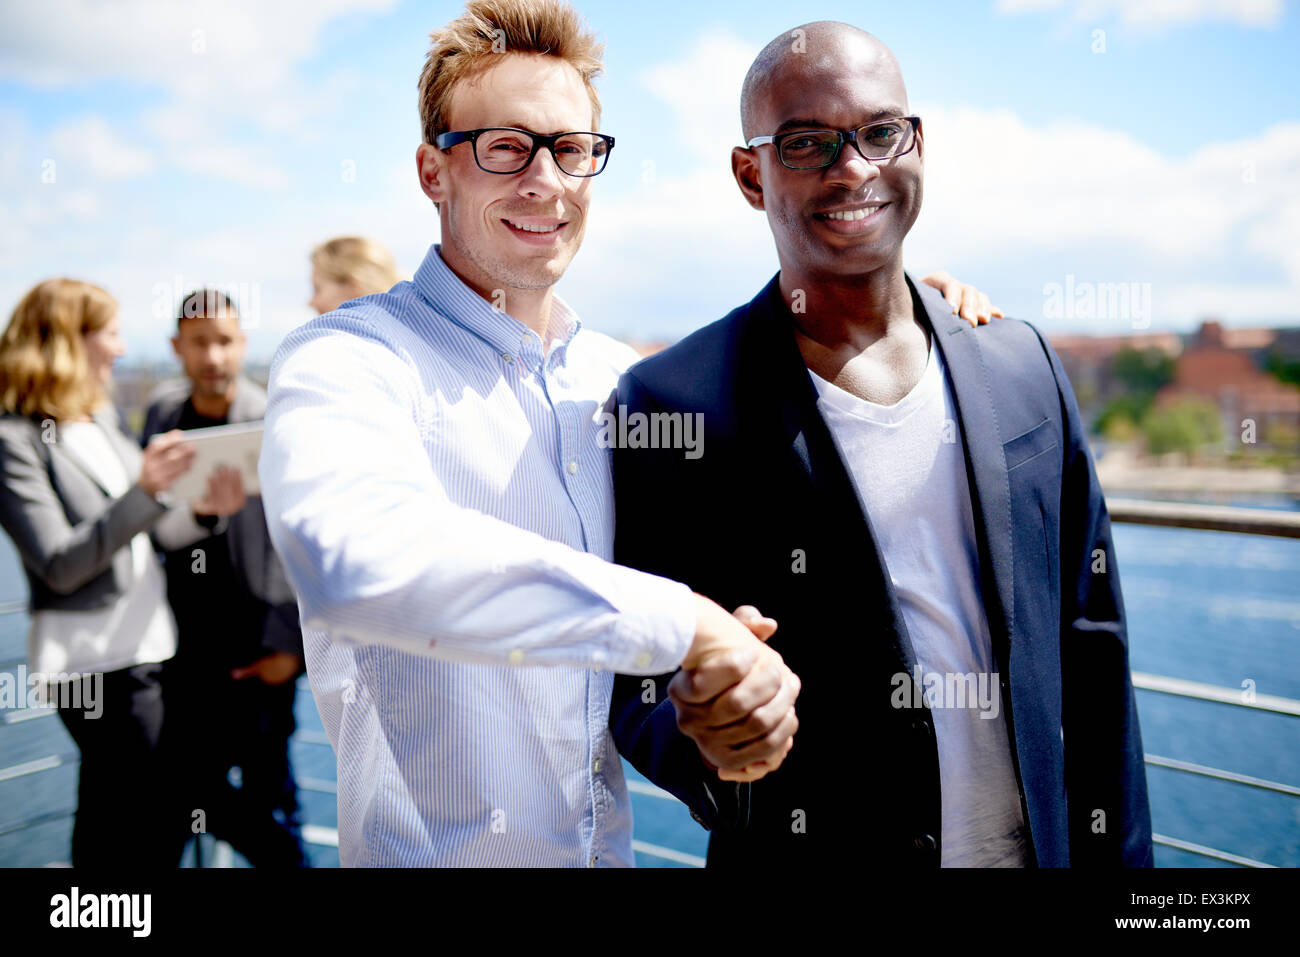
left=605, top=575, right=695, bottom=674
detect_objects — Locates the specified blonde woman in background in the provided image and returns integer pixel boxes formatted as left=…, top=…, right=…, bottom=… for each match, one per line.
left=0, top=278, right=245, bottom=865
left=308, top=237, right=402, bottom=315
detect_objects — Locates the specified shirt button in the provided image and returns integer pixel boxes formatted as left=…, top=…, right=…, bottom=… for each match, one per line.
left=567, top=460, right=578, bottom=474
left=635, top=652, right=651, bottom=669
left=508, top=649, right=524, bottom=665
left=501, top=353, right=513, bottom=364
left=593, top=759, right=602, bottom=773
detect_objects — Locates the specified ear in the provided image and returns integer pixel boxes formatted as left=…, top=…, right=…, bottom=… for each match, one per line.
left=416, top=142, right=449, bottom=207
left=731, top=146, right=765, bottom=211
left=169, top=334, right=182, bottom=359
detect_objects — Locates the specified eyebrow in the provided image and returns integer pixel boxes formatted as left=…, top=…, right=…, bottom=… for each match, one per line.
left=495, top=122, right=573, bottom=135
left=774, top=109, right=905, bottom=133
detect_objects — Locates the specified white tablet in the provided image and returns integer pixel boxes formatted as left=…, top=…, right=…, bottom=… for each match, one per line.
left=155, top=420, right=264, bottom=502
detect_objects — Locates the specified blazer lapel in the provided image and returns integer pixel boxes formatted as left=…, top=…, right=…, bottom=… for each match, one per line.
left=49, top=416, right=110, bottom=497
left=53, top=407, right=142, bottom=499
left=916, top=278, right=1016, bottom=663
left=738, top=276, right=922, bottom=677
left=94, top=406, right=143, bottom=475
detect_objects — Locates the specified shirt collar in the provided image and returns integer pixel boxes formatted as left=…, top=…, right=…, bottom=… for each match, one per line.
left=413, top=243, right=583, bottom=372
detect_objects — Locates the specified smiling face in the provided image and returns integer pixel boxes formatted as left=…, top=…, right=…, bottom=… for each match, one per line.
left=83, top=312, right=125, bottom=388
left=416, top=53, right=595, bottom=299
left=734, top=31, right=923, bottom=285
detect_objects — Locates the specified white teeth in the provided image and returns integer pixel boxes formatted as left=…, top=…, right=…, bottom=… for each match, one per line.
left=823, top=206, right=885, bottom=221
left=507, top=221, right=561, bottom=233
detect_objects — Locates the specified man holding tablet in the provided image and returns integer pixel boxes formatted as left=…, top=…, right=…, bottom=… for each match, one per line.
left=144, top=288, right=308, bottom=867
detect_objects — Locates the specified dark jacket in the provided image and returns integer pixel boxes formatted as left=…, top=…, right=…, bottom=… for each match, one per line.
left=141, top=376, right=303, bottom=660
left=607, top=273, right=1155, bottom=869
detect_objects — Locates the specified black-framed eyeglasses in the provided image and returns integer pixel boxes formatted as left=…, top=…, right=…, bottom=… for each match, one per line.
left=434, top=127, right=615, bottom=177
left=746, top=116, right=921, bottom=170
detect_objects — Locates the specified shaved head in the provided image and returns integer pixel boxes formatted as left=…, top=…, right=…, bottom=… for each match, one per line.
left=729, top=19, right=922, bottom=289
left=740, top=22, right=905, bottom=141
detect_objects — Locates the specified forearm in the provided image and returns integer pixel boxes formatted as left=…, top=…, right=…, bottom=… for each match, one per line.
left=0, top=441, right=167, bottom=595
left=265, top=479, right=695, bottom=671
left=258, top=327, right=695, bottom=673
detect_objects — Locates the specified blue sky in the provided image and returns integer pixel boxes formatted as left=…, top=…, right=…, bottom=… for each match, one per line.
left=2, top=0, right=1298, bottom=361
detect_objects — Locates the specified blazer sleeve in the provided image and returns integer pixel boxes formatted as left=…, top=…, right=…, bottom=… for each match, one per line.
left=0, top=424, right=167, bottom=595
left=252, top=500, right=305, bottom=659
left=606, top=373, right=750, bottom=833
left=1034, top=328, right=1155, bottom=867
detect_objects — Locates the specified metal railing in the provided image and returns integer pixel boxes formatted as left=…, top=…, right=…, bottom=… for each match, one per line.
left=1107, top=497, right=1300, bottom=538
left=1, top=497, right=1296, bottom=867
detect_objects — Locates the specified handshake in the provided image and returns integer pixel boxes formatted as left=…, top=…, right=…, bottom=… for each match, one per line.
left=674, top=595, right=801, bottom=783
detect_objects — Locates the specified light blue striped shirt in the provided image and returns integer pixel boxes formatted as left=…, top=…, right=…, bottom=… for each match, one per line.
left=259, top=243, right=696, bottom=867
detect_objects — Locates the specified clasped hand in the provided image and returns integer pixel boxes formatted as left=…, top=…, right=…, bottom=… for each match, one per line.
left=673, top=597, right=801, bottom=784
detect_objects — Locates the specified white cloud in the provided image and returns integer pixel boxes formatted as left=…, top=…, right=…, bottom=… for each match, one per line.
left=0, top=0, right=397, bottom=188
left=558, top=30, right=778, bottom=336
left=994, top=0, right=1285, bottom=29
left=909, top=106, right=1300, bottom=323
left=0, top=0, right=397, bottom=89
left=139, top=106, right=290, bottom=189
left=48, top=116, right=156, bottom=180
left=564, top=29, right=1300, bottom=337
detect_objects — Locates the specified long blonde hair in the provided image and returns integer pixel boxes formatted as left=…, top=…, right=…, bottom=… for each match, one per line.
left=311, top=237, right=402, bottom=296
left=0, top=278, right=115, bottom=422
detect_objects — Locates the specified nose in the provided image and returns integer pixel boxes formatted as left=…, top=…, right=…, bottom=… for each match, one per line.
left=823, top=140, right=880, bottom=191
left=515, top=146, right=565, bottom=200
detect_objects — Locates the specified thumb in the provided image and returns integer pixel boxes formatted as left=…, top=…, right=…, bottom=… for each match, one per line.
left=733, top=604, right=778, bottom=642
left=230, top=665, right=254, bottom=680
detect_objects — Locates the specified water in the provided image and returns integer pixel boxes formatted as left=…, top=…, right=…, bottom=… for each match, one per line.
left=1, top=523, right=1296, bottom=868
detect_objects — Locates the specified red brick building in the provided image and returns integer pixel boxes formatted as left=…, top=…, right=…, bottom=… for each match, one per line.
left=1156, top=322, right=1300, bottom=448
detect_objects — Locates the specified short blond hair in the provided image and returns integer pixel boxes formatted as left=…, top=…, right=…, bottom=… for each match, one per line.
left=0, top=278, right=115, bottom=422
left=311, top=237, right=402, bottom=296
left=417, top=0, right=605, bottom=146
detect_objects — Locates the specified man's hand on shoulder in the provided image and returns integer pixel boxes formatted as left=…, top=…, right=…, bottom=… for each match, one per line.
left=921, top=270, right=1003, bottom=327
left=673, top=597, right=800, bottom=783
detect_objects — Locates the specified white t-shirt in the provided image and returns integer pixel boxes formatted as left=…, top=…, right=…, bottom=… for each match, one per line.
left=808, top=339, right=1029, bottom=867
left=27, top=420, right=177, bottom=686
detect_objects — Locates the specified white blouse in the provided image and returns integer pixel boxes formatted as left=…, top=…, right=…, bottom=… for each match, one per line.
left=27, top=419, right=177, bottom=682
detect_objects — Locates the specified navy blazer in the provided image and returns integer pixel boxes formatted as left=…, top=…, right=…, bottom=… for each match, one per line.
left=608, top=273, right=1154, bottom=868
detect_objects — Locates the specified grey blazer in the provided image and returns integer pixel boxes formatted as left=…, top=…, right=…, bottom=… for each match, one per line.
left=0, top=406, right=210, bottom=612
left=141, top=376, right=304, bottom=658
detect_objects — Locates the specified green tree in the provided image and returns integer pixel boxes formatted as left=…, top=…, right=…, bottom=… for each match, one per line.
left=1141, top=398, right=1223, bottom=457
left=1265, top=348, right=1300, bottom=388
left=1091, top=347, right=1178, bottom=438
left=1113, top=347, right=1176, bottom=395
